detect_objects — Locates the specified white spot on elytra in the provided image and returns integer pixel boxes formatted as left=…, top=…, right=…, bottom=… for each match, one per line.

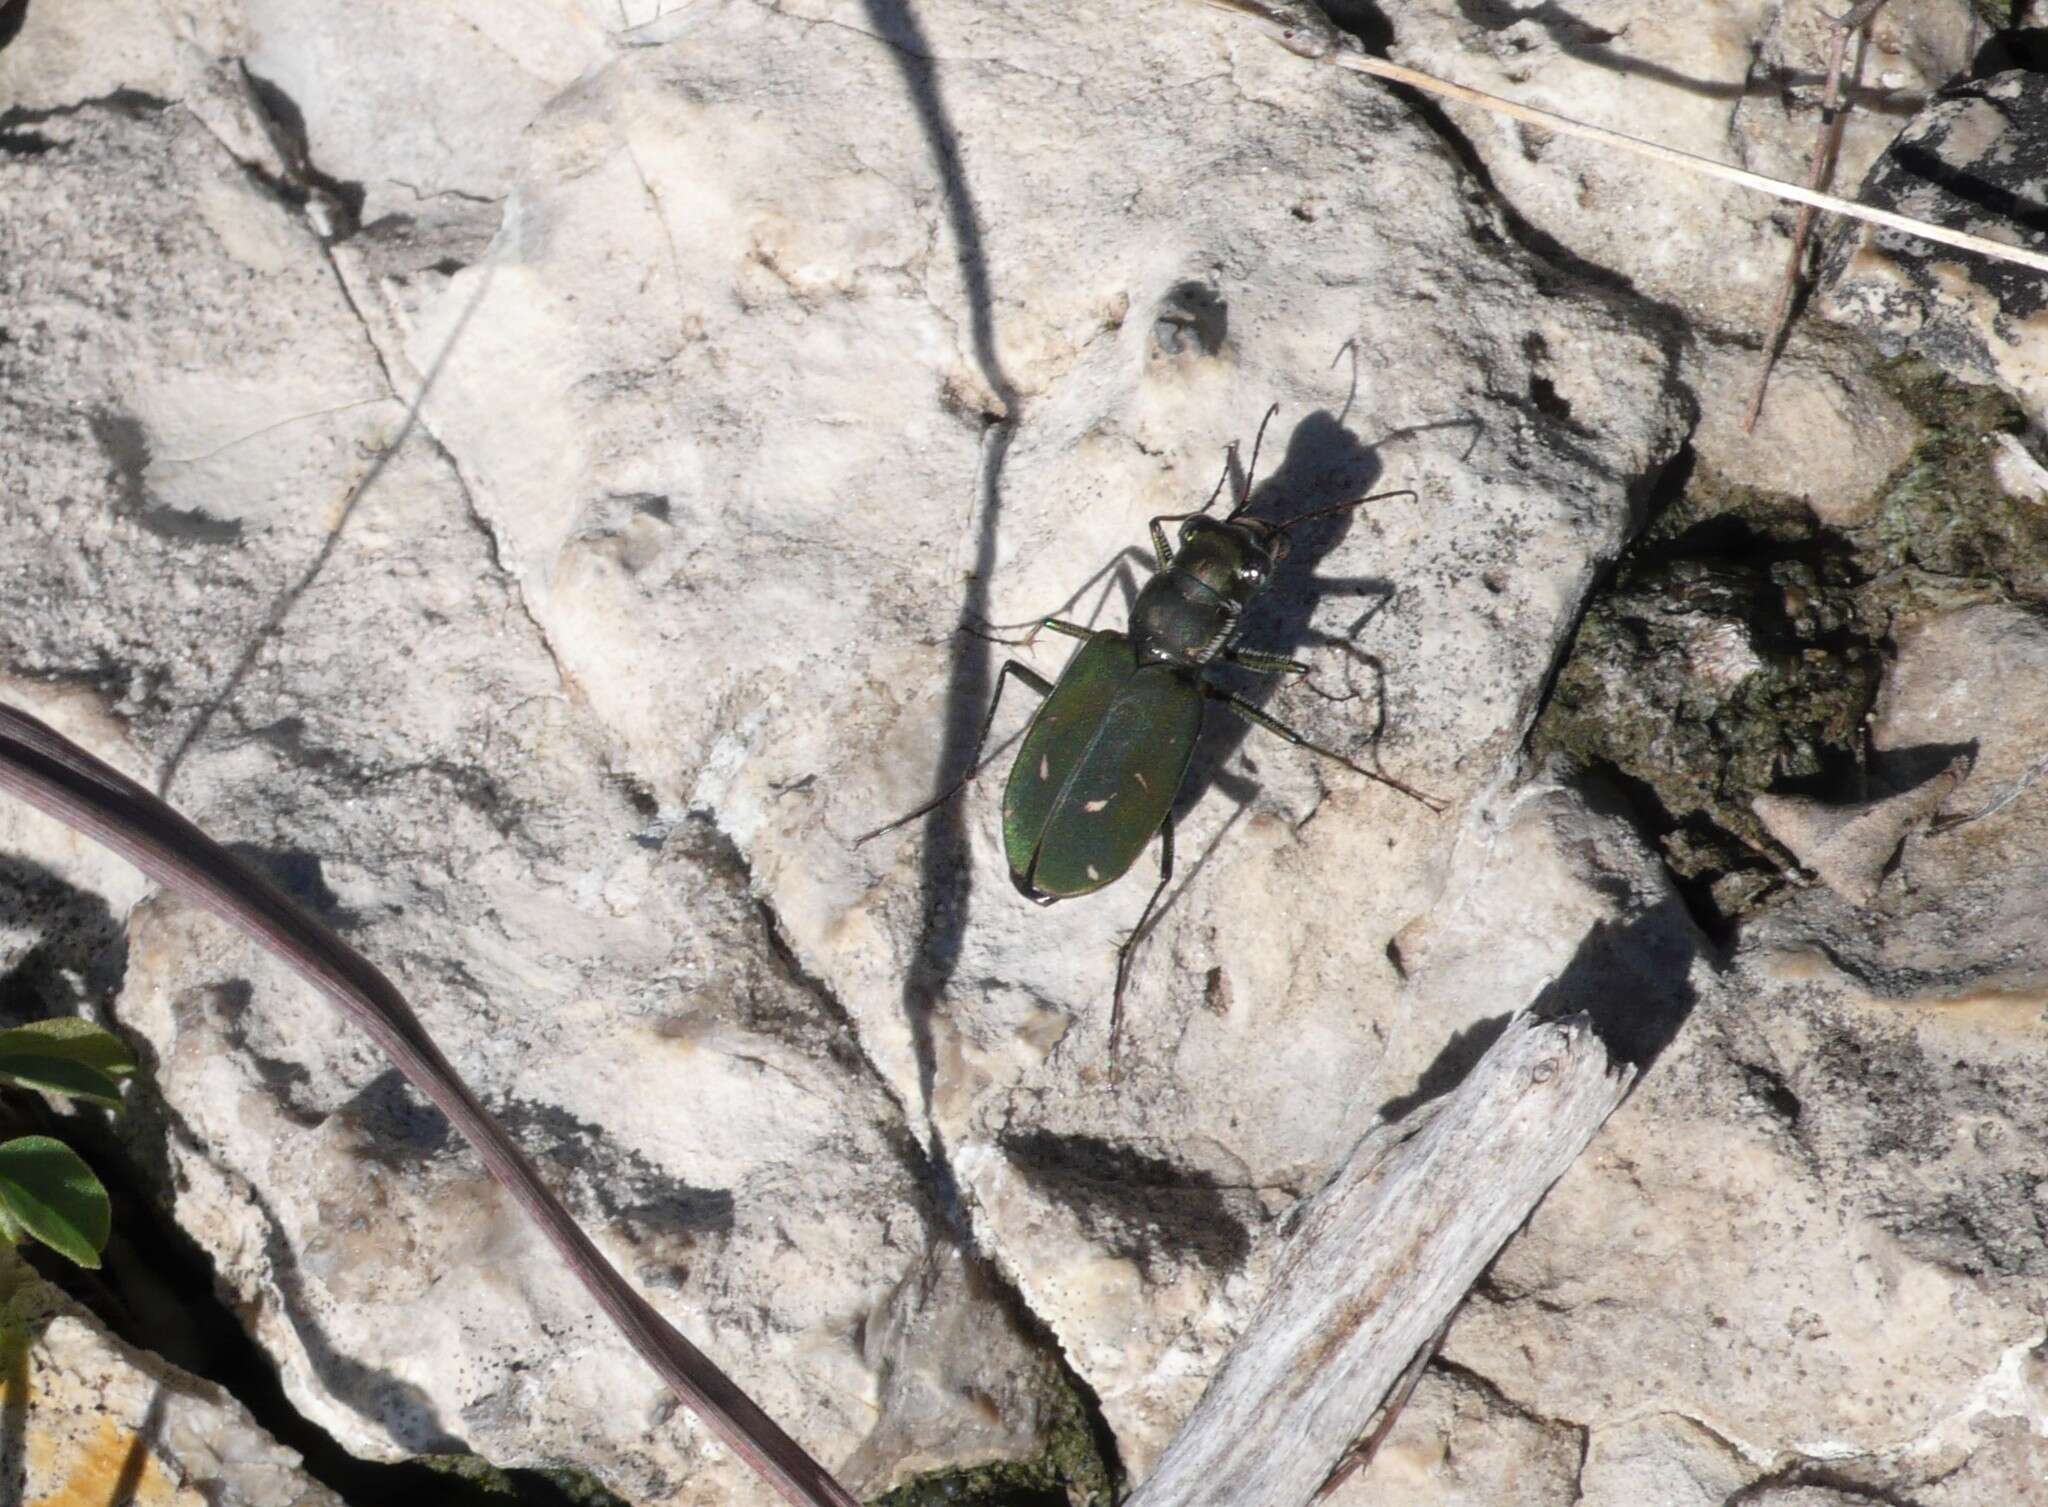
left=1083, top=798, right=1110, bottom=812
left=1087, top=863, right=1101, bottom=881
left=1039, top=754, right=1050, bottom=780
left=1134, top=770, right=1149, bottom=790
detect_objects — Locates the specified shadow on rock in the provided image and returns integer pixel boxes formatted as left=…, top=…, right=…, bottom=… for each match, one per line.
left=998, top=1129, right=1254, bottom=1279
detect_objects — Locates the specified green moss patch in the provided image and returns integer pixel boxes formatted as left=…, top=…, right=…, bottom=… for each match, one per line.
left=1533, top=356, right=2038, bottom=923
left=868, top=1369, right=1115, bottom=1507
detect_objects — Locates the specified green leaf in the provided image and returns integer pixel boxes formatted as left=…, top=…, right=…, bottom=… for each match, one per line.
left=0, top=1019, right=136, bottom=1079
left=0, top=1136, right=111, bottom=1269
left=0, top=1055, right=127, bottom=1107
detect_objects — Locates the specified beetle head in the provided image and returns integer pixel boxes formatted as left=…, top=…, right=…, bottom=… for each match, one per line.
left=1176, top=515, right=1284, bottom=606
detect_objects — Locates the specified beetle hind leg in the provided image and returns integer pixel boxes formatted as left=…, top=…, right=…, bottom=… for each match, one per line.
left=853, top=660, right=1054, bottom=845
left=1214, top=688, right=1448, bottom=813
left=1108, top=814, right=1174, bottom=1081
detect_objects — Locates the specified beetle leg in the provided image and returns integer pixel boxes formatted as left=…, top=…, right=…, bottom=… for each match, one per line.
left=1212, top=688, right=1448, bottom=813
left=852, top=661, right=1055, bottom=844
left=1109, top=813, right=1174, bottom=1080
left=1223, top=647, right=1310, bottom=678
left=1035, top=617, right=1093, bottom=641
left=1020, top=616, right=1095, bottom=656
left=1146, top=441, right=1242, bottom=568
left=1147, top=515, right=1176, bottom=571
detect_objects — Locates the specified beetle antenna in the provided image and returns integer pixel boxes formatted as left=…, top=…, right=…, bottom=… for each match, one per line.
left=1227, top=403, right=1282, bottom=520
left=1276, top=487, right=1419, bottom=536
left=1199, top=440, right=1240, bottom=516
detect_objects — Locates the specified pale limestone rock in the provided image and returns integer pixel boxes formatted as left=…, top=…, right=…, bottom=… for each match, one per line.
left=1821, top=73, right=2048, bottom=425
left=0, top=1247, right=342, bottom=1506
left=1752, top=604, right=2048, bottom=998
left=1380, top=1, right=1953, bottom=512
left=1923, top=1414, right=2048, bottom=1506
left=239, top=0, right=610, bottom=226
left=0, top=59, right=1043, bottom=1507
left=1576, top=1414, right=1754, bottom=1507
left=0, top=0, right=193, bottom=111
left=10, top=0, right=2048, bottom=1502
left=1686, top=333, right=1924, bottom=526
left=1990, top=430, right=2048, bottom=502
left=837, top=1243, right=1077, bottom=1489
left=1327, top=1368, right=1583, bottom=1507
left=1384, top=0, right=1978, bottom=331
left=1445, top=977, right=2045, bottom=1470
left=366, top=0, right=1682, bottom=1475
left=1753, top=754, right=1968, bottom=905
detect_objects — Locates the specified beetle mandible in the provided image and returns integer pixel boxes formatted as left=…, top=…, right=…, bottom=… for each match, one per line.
left=862, top=408, right=1445, bottom=1062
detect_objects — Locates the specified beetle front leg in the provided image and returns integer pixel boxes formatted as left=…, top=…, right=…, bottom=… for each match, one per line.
left=1109, top=813, right=1174, bottom=1080
left=854, top=661, right=1056, bottom=844
left=1025, top=616, right=1094, bottom=649
left=1147, top=441, right=1242, bottom=568
left=1213, top=688, right=1447, bottom=813
left=1222, top=647, right=1310, bottom=678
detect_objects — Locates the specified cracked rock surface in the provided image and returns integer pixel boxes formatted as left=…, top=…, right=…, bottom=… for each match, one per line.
left=4, top=1, right=2048, bottom=1506
left=0, top=1246, right=343, bottom=1506
left=1822, top=69, right=2048, bottom=424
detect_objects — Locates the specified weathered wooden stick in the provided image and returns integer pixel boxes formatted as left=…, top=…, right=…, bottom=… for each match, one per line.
left=0, top=701, right=861, bottom=1507
left=1127, top=1012, right=1633, bottom=1507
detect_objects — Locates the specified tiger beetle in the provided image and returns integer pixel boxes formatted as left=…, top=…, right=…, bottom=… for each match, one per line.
left=861, top=408, right=1444, bottom=1066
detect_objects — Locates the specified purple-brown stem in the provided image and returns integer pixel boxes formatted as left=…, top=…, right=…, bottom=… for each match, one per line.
left=0, top=700, right=860, bottom=1507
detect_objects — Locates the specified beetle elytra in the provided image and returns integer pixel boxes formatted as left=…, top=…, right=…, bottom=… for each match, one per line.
left=862, top=408, right=1444, bottom=1067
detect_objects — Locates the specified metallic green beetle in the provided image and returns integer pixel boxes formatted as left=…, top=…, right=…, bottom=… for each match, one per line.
left=868, top=411, right=1443, bottom=1061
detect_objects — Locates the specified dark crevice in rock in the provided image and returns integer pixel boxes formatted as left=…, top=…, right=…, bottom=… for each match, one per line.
left=1, top=86, right=167, bottom=153
left=1737, top=1058, right=1803, bottom=1127
left=1428, top=1352, right=1585, bottom=1439
left=0, top=86, right=170, bottom=126
left=1724, top=1461, right=1934, bottom=1507
left=1532, top=353, right=2043, bottom=935
left=1518, top=436, right=1692, bottom=749
left=1, top=1039, right=627, bottom=1505
left=238, top=67, right=366, bottom=240
left=1530, top=450, right=1887, bottom=935
left=701, top=818, right=1124, bottom=1497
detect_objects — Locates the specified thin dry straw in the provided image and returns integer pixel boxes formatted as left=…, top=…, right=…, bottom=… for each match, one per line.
left=1210, top=0, right=2048, bottom=278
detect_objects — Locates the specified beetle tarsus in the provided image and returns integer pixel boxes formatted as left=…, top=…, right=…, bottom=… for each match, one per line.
left=853, top=659, right=1053, bottom=846
left=1106, top=813, right=1175, bottom=1075
left=1214, top=688, right=1448, bottom=813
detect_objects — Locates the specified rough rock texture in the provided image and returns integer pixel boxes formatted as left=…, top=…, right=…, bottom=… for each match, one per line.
left=1381, top=0, right=1980, bottom=329
left=1324, top=1367, right=1582, bottom=1507
left=0, top=24, right=1043, bottom=1507
left=1753, top=751, right=1967, bottom=905
left=1376, top=0, right=1985, bottom=500
left=1822, top=71, right=2048, bottom=423
left=1754, top=603, right=2048, bottom=998
left=4, top=0, right=1689, bottom=1494
left=356, top=0, right=1683, bottom=1479
left=0, top=1247, right=343, bottom=1506
left=1576, top=1414, right=1750, bottom=1507
left=6, top=2, right=2048, bottom=1506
